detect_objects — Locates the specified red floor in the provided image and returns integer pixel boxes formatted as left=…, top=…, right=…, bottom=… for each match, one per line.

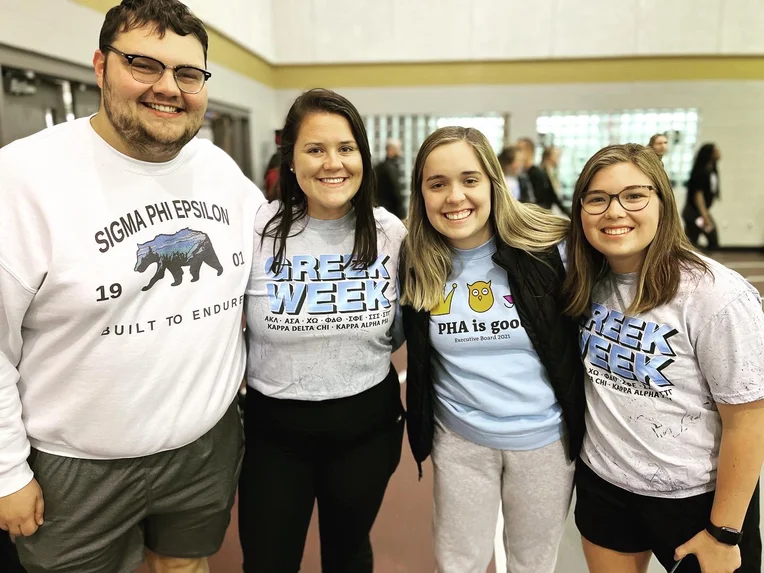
left=134, top=251, right=764, bottom=572
left=136, top=348, right=444, bottom=573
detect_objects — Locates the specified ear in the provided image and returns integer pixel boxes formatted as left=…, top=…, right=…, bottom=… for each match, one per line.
left=93, top=49, right=106, bottom=90
left=487, top=281, right=491, bottom=286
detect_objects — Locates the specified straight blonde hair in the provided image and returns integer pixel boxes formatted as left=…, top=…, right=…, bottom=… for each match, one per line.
left=402, top=126, right=568, bottom=311
left=563, top=143, right=708, bottom=317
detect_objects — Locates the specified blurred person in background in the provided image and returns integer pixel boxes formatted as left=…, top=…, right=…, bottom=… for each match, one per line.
left=263, top=129, right=283, bottom=201
left=648, top=133, right=669, bottom=161
left=541, top=145, right=569, bottom=216
left=517, top=137, right=568, bottom=215
left=498, top=145, right=532, bottom=202
left=683, top=143, right=721, bottom=250
left=374, top=138, right=406, bottom=219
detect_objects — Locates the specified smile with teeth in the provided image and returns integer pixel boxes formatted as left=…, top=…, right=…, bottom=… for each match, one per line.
left=144, top=102, right=181, bottom=114
left=319, top=177, right=347, bottom=184
left=602, top=227, right=633, bottom=235
left=444, top=209, right=472, bottom=221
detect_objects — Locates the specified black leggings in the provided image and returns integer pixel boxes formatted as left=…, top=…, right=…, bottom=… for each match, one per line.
left=238, top=367, right=404, bottom=572
left=0, top=531, right=24, bottom=573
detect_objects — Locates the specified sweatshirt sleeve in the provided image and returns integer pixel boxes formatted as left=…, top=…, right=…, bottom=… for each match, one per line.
left=0, top=145, right=46, bottom=496
left=0, top=263, right=34, bottom=496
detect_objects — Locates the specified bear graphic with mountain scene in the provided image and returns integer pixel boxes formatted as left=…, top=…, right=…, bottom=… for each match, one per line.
left=134, top=228, right=223, bottom=291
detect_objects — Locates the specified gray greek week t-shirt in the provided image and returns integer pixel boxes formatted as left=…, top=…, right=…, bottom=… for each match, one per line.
left=245, top=202, right=406, bottom=400
left=580, top=256, right=764, bottom=498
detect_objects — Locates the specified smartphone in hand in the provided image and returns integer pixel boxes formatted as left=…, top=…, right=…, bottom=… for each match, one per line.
left=669, top=557, right=684, bottom=573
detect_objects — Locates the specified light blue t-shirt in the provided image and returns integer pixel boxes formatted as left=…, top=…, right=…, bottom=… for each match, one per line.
left=429, top=237, right=564, bottom=450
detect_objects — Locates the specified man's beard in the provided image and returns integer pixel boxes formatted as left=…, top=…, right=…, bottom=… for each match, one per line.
left=102, top=76, right=203, bottom=160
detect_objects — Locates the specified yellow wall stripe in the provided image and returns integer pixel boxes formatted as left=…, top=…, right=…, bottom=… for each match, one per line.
left=275, top=56, right=764, bottom=89
left=71, top=2, right=764, bottom=88
left=72, top=0, right=275, bottom=85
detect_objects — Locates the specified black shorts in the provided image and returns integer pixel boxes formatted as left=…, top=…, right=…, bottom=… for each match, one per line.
left=574, top=460, right=761, bottom=572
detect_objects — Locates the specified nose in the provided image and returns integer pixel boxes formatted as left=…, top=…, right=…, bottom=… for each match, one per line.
left=446, top=184, right=466, bottom=204
left=323, top=151, right=342, bottom=171
left=151, top=68, right=182, bottom=97
left=603, top=196, right=627, bottom=218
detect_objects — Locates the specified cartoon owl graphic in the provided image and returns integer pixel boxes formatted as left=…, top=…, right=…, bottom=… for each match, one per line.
left=467, top=281, right=494, bottom=313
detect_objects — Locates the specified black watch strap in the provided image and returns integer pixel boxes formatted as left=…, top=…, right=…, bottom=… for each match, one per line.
left=706, top=522, right=743, bottom=546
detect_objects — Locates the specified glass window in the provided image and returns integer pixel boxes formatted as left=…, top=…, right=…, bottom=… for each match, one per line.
left=536, top=108, right=699, bottom=204
left=364, top=113, right=508, bottom=212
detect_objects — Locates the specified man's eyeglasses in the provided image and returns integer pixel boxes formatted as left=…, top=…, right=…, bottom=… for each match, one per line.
left=104, top=46, right=211, bottom=94
left=581, top=185, right=656, bottom=215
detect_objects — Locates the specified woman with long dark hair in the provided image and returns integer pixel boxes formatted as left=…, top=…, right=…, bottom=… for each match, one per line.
left=683, top=142, right=721, bottom=249
left=238, top=88, right=407, bottom=572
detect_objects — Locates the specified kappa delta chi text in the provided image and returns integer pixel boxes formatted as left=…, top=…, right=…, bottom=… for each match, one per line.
left=265, top=254, right=392, bottom=315
left=581, top=303, right=678, bottom=392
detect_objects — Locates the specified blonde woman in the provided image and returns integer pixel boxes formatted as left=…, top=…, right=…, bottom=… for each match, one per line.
left=399, top=126, right=584, bottom=573
left=564, top=144, right=763, bottom=573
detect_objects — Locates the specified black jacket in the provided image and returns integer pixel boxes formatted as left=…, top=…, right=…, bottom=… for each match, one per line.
left=374, top=158, right=405, bottom=219
left=527, top=165, right=567, bottom=213
left=401, top=241, right=585, bottom=476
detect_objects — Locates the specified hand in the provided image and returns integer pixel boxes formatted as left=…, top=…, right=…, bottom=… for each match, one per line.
left=703, top=219, right=715, bottom=233
left=675, top=529, right=741, bottom=573
left=0, top=479, right=44, bottom=538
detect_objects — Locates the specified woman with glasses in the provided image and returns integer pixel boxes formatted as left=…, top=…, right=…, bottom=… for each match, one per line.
left=400, top=126, right=584, bottom=573
left=563, top=143, right=764, bottom=573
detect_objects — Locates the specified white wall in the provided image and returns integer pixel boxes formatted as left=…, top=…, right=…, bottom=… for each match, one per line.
left=22, top=0, right=756, bottom=67
left=0, top=0, right=102, bottom=67
left=183, top=0, right=274, bottom=62
left=271, top=0, right=764, bottom=64
left=0, top=0, right=277, bottom=181
left=277, top=80, right=764, bottom=247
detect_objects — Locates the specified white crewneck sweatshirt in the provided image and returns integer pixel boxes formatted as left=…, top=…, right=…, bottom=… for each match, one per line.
left=0, top=118, right=264, bottom=496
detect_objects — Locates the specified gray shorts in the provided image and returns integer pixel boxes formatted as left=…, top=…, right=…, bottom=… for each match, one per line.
left=16, top=400, right=243, bottom=573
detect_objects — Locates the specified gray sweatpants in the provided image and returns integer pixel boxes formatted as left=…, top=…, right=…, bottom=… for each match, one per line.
left=432, top=421, right=575, bottom=573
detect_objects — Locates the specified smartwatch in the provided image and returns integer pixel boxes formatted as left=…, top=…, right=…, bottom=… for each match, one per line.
left=706, top=522, right=743, bottom=546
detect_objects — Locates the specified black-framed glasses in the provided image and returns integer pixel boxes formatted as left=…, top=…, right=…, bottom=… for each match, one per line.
left=581, top=185, right=656, bottom=215
left=104, top=46, right=211, bottom=94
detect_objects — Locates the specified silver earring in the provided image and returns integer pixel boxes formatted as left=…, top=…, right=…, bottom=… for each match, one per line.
left=290, top=167, right=294, bottom=173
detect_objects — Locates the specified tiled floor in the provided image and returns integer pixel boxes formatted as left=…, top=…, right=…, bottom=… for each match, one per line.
left=134, top=250, right=764, bottom=573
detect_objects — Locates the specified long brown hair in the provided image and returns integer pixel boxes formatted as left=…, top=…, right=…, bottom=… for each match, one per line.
left=563, top=143, right=708, bottom=316
left=262, top=89, right=378, bottom=274
left=402, top=126, right=568, bottom=311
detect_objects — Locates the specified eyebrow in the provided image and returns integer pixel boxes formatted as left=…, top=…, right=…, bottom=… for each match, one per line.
left=302, top=140, right=356, bottom=147
left=585, top=184, right=652, bottom=193
left=425, top=170, right=482, bottom=183
left=116, top=48, right=204, bottom=69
